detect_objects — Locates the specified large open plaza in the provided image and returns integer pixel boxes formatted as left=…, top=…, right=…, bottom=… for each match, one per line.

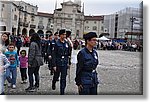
left=5, top=49, right=142, bottom=95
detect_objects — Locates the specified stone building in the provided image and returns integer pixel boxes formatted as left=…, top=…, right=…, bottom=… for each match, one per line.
left=0, top=0, right=142, bottom=41
left=53, top=0, right=84, bottom=39
left=0, top=1, right=54, bottom=36
left=84, top=15, right=104, bottom=38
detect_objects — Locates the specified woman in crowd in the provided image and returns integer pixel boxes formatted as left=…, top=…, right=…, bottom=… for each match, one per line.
left=1, top=32, right=10, bottom=53
left=25, top=33, right=43, bottom=92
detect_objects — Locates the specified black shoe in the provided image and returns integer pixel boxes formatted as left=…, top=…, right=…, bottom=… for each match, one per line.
left=34, top=83, right=39, bottom=87
left=25, top=86, right=35, bottom=92
left=52, top=83, right=56, bottom=90
left=0, top=92, right=5, bottom=95
left=4, top=83, right=7, bottom=86
left=34, top=84, right=39, bottom=90
left=60, top=88, right=65, bottom=95
left=50, top=71, right=53, bottom=75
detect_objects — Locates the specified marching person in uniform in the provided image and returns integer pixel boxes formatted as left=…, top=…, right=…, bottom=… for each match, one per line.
left=52, top=29, right=69, bottom=95
left=53, top=32, right=59, bottom=43
left=46, top=34, right=53, bottom=75
left=51, top=32, right=59, bottom=78
left=75, top=32, right=99, bottom=95
left=40, top=36, right=47, bottom=64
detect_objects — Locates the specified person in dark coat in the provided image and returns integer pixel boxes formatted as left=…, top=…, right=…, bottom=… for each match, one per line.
left=53, top=32, right=59, bottom=42
left=50, top=32, right=59, bottom=77
left=75, top=32, right=99, bottom=95
left=66, top=30, right=73, bottom=68
left=52, top=29, right=70, bottom=95
left=15, top=34, right=22, bottom=55
left=46, top=34, right=54, bottom=75
left=25, top=33, right=43, bottom=92
left=40, top=36, right=47, bottom=64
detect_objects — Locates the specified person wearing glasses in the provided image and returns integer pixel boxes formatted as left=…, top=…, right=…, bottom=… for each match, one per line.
left=75, top=32, right=99, bottom=95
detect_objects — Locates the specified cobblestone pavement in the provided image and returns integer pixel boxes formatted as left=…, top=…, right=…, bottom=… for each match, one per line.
left=5, top=48, right=143, bottom=95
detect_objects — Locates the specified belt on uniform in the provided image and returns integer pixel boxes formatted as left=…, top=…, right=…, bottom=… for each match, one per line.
left=36, top=55, right=42, bottom=57
left=82, top=69, right=96, bottom=73
left=92, top=69, right=96, bottom=73
left=61, top=56, right=68, bottom=58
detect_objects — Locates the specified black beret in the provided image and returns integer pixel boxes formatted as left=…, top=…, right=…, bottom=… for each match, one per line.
left=49, top=33, right=53, bottom=37
left=59, top=29, right=66, bottom=35
left=83, top=32, right=97, bottom=40
left=47, top=31, right=52, bottom=34
left=66, top=30, right=71, bottom=37
left=54, top=32, right=58, bottom=35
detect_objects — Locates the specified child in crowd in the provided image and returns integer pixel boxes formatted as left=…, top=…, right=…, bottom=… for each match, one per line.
left=0, top=49, right=10, bottom=95
left=5, top=43, right=19, bottom=89
left=19, top=50, right=28, bottom=84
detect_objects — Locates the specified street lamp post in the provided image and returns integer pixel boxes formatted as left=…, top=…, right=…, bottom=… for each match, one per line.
left=17, top=6, right=23, bottom=36
left=130, top=16, right=136, bottom=42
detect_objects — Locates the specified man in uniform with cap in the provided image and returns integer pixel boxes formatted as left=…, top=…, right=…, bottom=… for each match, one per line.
left=52, top=29, right=70, bottom=95
left=46, top=33, right=53, bottom=75
left=75, top=32, right=99, bottom=95
left=50, top=32, right=59, bottom=76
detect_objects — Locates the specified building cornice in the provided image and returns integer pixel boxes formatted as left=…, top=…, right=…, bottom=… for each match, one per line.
left=37, top=12, right=53, bottom=18
left=84, top=16, right=104, bottom=21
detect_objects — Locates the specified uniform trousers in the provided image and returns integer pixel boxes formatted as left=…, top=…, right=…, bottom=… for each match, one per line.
left=52, top=65, right=67, bottom=95
left=79, top=84, right=97, bottom=95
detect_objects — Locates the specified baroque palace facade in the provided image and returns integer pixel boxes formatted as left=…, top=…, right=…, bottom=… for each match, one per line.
left=0, top=0, right=104, bottom=39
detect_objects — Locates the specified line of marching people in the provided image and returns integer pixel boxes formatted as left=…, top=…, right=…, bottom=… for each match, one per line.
left=37, top=30, right=73, bottom=95
left=0, top=29, right=100, bottom=95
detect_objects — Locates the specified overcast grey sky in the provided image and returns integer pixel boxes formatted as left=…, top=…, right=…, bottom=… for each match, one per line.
left=21, top=0, right=142, bottom=15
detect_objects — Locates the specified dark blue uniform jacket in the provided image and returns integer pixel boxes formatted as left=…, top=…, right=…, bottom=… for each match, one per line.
left=46, top=40, right=55, bottom=56
left=75, top=47, right=99, bottom=86
left=52, top=39, right=69, bottom=67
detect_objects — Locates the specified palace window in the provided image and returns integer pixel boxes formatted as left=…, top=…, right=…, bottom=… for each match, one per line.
left=2, top=4, right=5, bottom=7
left=58, top=14, right=61, bottom=17
left=85, top=26, right=90, bottom=30
left=93, top=26, right=97, bottom=30
left=101, top=26, right=104, bottom=31
left=14, top=15, right=17, bottom=21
